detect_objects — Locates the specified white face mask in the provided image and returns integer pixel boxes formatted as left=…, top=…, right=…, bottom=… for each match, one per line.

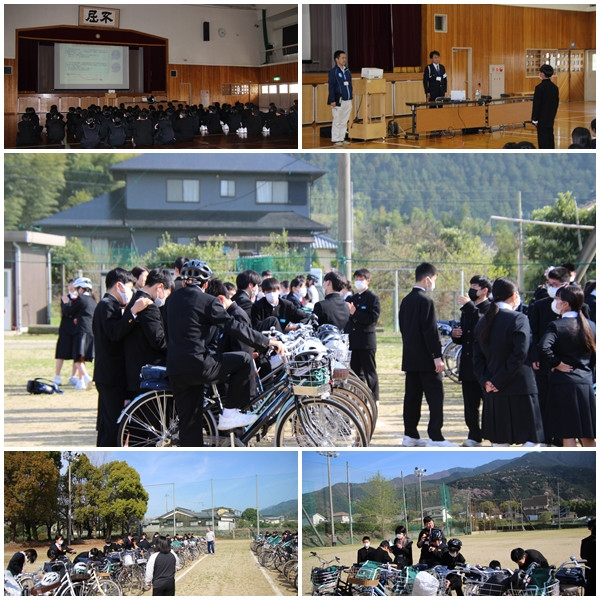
left=118, top=283, right=133, bottom=306
left=299, top=286, right=307, bottom=297
left=547, top=285, right=560, bottom=298
left=449, top=551, right=458, bottom=557
left=266, top=291, right=279, bottom=306
left=363, top=542, right=370, bottom=549
left=551, top=299, right=562, bottom=315
left=426, top=277, right=436, bottom=292
left=355, top=279, right=368, bottom=292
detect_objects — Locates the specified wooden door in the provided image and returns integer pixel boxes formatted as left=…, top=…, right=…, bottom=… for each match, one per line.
left=451, top=48, right=470, bottom=98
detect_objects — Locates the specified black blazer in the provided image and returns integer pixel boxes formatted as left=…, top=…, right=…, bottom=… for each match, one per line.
left=123, top=290, right=168, bottom=392
left=473, top=308, right=537, bottom=393
left=250, top=296, right=308, bottom=331
left=166, top=285, right=269, bottom=378
left=231, top=290, right=253, bottom=318
left=531, top=79, right=559, bottom=127
left=538, top=317, right=596, bottom=383
left=357, top=546, right=375, bottom=564
left=527, top=296, right=560, bottom=363
left=313, top=293, right=350, bottom=330
left=423, top=63, right=447, bottom=99
left=399, top=287, right=442, bottom=372
left=7, top=552, right=26, bottom=576
left=69, top=293, right=97, bottom=335
left=92, top=293, right=138, bottom=386
left=345, top=289, right=380, bottom=351
left=452, top=298, right=491, bottom=381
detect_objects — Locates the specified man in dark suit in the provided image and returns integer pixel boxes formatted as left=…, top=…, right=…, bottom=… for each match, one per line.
left=451, top=275, right=492, bottom=447
left=423, top=51, right=447, bottom=103
left=231, top=270, right=261, bottom=318
left=165, top=260, right=283, bottom=445
left=313, top=270, right=350, bottom=330
left=345, top=268, right=381, bottom=401
left=92, top=268, right=152, bottom=447
left=532, top=63, right=559, bottom=149
left=510, top=548, right=549, bottom=570
left=123, top=269, right=173, bottom=398
left=399, top=262, right=454, bottom=447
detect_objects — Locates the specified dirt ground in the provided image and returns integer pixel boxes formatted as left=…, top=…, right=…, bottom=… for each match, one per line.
left=301, top=528, right=589, bottom=595
left=4, top=333, right=476, bottom=447
left=4, top=538, right=295, bottom=596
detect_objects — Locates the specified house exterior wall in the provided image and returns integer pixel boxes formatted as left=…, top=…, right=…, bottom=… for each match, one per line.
left=124, top=172, right=309, bottom=213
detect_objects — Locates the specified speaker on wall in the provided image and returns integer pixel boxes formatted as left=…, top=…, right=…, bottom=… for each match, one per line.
left=203, top=21, right=210, bottom=41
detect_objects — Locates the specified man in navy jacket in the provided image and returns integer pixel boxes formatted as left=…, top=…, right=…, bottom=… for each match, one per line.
left=328, top=50, right=353, bottom=146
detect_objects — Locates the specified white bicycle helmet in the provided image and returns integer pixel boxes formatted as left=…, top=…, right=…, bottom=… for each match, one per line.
left=40, top=571, right=61, bottom=586
left=294, top=339, right=328, bottom=364
left=73, top=276, right=93, bottom=290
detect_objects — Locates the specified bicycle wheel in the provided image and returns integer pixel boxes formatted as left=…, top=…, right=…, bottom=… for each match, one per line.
left=339, top=374, right=378, bottom=424
left=58, top=581, right=86, bottom=595
left=117, top=390, right=218, bottom=447
left=17, top=575, right=35, bottom=594
left=93, top=578, right=123, bottom=596
left=274, top=396, right=368, bottom=447
left=117, top=569, right=144, bottom=596
left=442, top=341, right=461, bottom=383
left=330, top=387, right=373, bottom=440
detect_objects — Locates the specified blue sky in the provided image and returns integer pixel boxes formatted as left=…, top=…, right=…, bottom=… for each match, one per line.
left=302, top=450, right=529, bottom=493
left=86, top=450, right=298, bottom=518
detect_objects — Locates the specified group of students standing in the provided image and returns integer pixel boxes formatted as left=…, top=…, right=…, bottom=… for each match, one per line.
left=399, top=262, right=595, bottom=447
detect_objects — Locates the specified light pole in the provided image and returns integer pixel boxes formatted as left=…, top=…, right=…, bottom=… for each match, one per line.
left=414, top=467, right=427, bottom=524
left=63, top=451, right=80, bottom=546
left=318, top=451, right=339, bottom=546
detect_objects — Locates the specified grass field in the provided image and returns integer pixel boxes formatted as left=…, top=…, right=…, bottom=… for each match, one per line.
left=301, top=528, right=588, bottom=595
left=4, top=332, right=473, bottom=447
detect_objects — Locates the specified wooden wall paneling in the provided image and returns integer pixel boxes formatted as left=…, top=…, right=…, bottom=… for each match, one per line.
left=315, top=83, right=331, bottom=123
left=385, top=81, right=393, bottom=116
left=4, top=58, right=18, bottom=113
left=17, top=96, right=40, bottom=113
left=302, top=84, right=314, bottom=124
left=422, top=4, right=595, bottom=98
left=394, top=81, right=424, bottom=115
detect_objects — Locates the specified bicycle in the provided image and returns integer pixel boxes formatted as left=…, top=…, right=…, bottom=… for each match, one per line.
left=554, top=556, right=588, bottom=596
left=118, top=328, right=371, bottom=447
left=309, top=551, right=350, bottom=596
left=437, top=319, right=462, bottom=383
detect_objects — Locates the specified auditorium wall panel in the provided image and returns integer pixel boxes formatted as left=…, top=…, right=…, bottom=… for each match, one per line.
left=422, top=4, right=595, bottom=96
left=4, top=58, right=17, bottom=114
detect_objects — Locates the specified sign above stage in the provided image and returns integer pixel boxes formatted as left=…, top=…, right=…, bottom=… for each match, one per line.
left=79, top=6, right=120, bottom=29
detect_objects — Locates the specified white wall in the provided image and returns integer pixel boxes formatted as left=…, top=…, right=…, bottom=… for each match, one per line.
left=4, top=4, right=296, bottom=67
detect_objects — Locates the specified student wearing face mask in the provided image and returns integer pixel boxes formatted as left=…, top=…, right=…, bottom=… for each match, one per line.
left=473, top=277, right=544, bottom=446
left=345, top=268, right=381, bottom=402
left=391, top=526, right=413, bottom=568
left=123, top=269, right=174, bottom=400
left=451, top=275, right=492, bottom=447
left=442, top=539, right=466, bottom=595
left=251, top=277, right=310, bottom=332
left=399, top=263, right=454, bottom=447
left=286, top=276, right=307, bottom=309
left=357, top=536, right=375, bottom=564
left=92, top=268, right=153, bottom=447
left=538, top=285, right=595, bottom=447
left=232, top=270, right=262, bottom=318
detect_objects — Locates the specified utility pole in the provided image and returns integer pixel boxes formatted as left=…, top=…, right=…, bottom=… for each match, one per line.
left=346, top=461, right=354, bottom=544
left=338, top=154, right=352, bottom=280
left=414, top=467, right=427, bottom=524
left=318, top=451, right=339, bottom=546
left=256, top=475, right=260, bottom=537
left=517, top=191, right=523, bottom=291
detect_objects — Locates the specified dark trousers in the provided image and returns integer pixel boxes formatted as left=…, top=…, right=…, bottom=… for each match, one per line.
left=207, top=540, right=215, bottom=554
left=152, top=580, right=175, bottom=596
left=462, top=380, right=483, bottom=442
left=537, top=126, right=555, bottom=149
left=96, top=383, right=129, bottom=447
left=172, top=352, right=254, bottom=447
left=350, top=349, right=379, bottom=401
left=403, top=371, right=444, bottom=441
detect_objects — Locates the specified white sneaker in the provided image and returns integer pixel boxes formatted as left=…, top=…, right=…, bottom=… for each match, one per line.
left=54, top=375, right=62, bottom=386
left=427, top=439, right=458, bottom=447
left=522, top=442, right=541, bottom=447
left=83, top=375, right=93, bottom=390
left=492, top=443, right=510, bottom=447
left=68, top=376, right=79, bottom=386
left=461, top=439, right=482, bottom=447
left=218, top=410, right=258, bottom=430
left=74, top=379, right=85, bottom=390
left=401, top=435, right=427, bottom=447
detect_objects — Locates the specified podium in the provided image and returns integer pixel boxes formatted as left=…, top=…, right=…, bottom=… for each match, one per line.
left=349, top=78, right=386, bottom=140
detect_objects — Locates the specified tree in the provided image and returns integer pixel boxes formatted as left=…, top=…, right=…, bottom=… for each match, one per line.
left=71, top=454, right=104, bottom=539
left=241, top=508, right=258, bottom=523
left=51, top=237, right=96, bottom=286
left=4, top=452, right=60, bottom=542
left=98, top=461, right=149, bottom=538
left=354, top=472, right=400, bottom=539
left=524, top=191, right=596, bottom=291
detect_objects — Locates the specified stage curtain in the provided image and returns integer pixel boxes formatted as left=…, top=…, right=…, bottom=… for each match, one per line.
left=307, top=4, right=332, bottom=73
left=346, top=5, right=392, bottom=72
left=144, top=46, right=166, bottom=92
left=392, top=5, right=422, bottom=68
left=18, top=38, right=38, bottom=92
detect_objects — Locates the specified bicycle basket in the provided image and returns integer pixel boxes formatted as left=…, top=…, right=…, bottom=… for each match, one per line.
left=355, top=561, right=382, bottom=581
left=122, top=552, right=135, bottom=567
left=555, top=567, right=586, bottom=587
left=311, top=566, right=340, bottom=585
left=286, top=357, right=331, bottom=396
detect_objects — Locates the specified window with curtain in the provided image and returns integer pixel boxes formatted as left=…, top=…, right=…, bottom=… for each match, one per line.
left=256, top=181, right=288, bottom=204
left=167, top=179, right=200, bottom=203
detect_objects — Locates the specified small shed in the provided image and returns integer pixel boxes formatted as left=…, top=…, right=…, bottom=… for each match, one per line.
left=4, top=230, right=65, bottom=331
